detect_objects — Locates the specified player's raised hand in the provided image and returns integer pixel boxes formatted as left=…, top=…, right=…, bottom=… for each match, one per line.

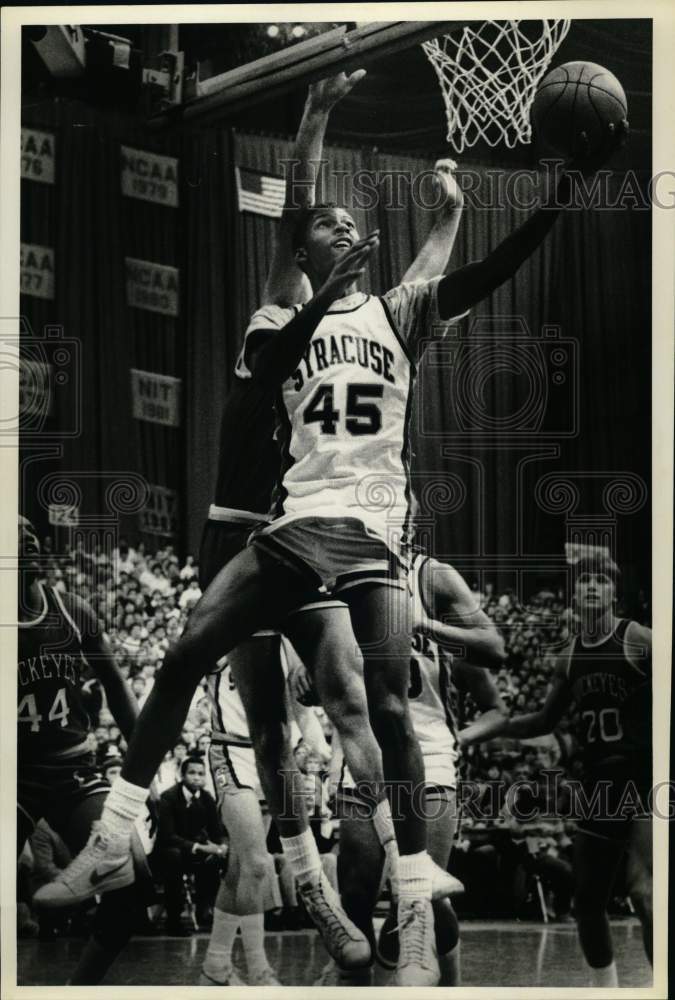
left=433, top=158, right=464, bottom=210
left=308, top=69, right=367, bottom=112
left=318, top=229, right=380, bottom=303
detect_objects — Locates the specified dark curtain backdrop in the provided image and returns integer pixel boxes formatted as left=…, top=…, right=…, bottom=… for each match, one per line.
left=20, top=98, right=183, bottom=547
left=19, top=103, right=651, bottom=594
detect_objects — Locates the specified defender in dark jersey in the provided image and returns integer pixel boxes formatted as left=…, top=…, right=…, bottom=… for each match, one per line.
left=496, top=554, right=652, bottom=987
left=19, top=516, right=148, bottom=984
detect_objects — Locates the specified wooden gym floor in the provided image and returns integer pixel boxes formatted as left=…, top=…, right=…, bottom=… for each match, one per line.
left=18, top=918, right=652, bottom=989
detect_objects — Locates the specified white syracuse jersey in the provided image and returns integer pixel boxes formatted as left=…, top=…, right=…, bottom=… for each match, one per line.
left=238, top=279, right=455, bottom=540
left=407, top=554, right=460, bottom=761
left=207, top=637, right=301, bottom=747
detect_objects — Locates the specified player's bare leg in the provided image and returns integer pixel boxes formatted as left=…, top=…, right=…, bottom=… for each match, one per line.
left=228, top=638, right=308, bottom=838
left=625, top=817, right=653, bottom=964
left=573, top=829, right=626, bottom=986
left=342, top=582, right=438, bottom=985
left=284, top=606, right=386, bottom=800
left=201, top=785, right=277, bottom=987
left=231, top=634, right=371, bottom=968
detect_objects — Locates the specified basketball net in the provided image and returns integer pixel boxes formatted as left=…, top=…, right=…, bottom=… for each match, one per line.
left=423, top=20, right=571, bottom=152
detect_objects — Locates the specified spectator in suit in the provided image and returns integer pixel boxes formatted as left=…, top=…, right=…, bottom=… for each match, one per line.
left=153, top=755, right=226, bottom=935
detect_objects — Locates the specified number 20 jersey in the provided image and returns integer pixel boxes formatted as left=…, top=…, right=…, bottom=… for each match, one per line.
left=240, top=281, right=449, bottom=537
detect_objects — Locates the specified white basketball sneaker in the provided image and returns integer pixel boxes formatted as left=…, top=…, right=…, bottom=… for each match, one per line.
left=33, top=822, right=133, bottom=908
left=393, top=898, right=439, bottom=987
left=298, top=872, right=371, bottom=969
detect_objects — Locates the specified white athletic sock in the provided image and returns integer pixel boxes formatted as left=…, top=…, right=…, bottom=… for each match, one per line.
left=373, top=799, right=399, bottom=869
left=100, top=777, right=148, bottom=839
left=589, top=961, right=618, bottom=987
left=397, top=850, right=432, bottom=901
left=280, top=829, right=322, bottom=888
left=204, top=909, right=240, bottom=972
left=239, top=912, right=268, bottom=978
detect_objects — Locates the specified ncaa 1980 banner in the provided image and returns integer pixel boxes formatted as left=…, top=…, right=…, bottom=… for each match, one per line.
left=125, top=257, right=179, bottom=317
left=120, top=145, right=179, bottom=207
left=139, top=484, right=179, bottom=538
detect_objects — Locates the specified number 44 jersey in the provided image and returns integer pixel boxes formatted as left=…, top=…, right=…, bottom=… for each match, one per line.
left=239, top=281, right=463, bottom=535
left=18, top=584, right=92, bottom=763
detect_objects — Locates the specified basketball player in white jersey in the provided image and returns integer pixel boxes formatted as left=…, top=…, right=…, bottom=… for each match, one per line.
left=200, top=635, right=331, bottom=986
left=309, top=552, right=507, bottom=986
left=52, top=83, right=624, bottom=985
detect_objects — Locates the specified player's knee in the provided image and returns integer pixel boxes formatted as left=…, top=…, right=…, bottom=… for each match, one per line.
left=325, top=682, right=367, bottom=736
left=243, top=851, right=270, bottom=883
left=370, top=690, right=410, bottom=735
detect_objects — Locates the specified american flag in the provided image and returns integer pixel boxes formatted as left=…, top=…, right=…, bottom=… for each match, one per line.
left=236, top=166, right=285, bottom=218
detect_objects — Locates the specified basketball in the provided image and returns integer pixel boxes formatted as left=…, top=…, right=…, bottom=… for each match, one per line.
left=531, top=61, right=627, bottom=158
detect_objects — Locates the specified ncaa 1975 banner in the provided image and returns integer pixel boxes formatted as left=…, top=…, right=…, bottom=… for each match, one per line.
left=21, top=128, right=55, bottom=184
left=20, top=243, right=55, bottom=300
left=120, top=145, right=179, bottom=207
left=125, top=257, right=179, bottom=317
left=139, top=484, right=179, bottom=538
left=130, top=368, right=182, bottom=427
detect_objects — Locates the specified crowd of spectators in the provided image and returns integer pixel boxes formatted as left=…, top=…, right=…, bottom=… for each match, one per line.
left=19, top=534, right=646, bottom=932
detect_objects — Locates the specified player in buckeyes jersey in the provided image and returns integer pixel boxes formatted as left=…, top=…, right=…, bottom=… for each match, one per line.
left=18, top=517, right=149, bottom=985
left=496, top=554, right=652, bottom=987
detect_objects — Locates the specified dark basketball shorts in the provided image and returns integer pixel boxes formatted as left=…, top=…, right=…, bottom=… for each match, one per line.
left=574, top=757, right=652, bottom=842
left=249, top=513, right=407, bottom=596
left=18, top=749, right=109, bottom=837
left=199, top=510, right=349, bottom=637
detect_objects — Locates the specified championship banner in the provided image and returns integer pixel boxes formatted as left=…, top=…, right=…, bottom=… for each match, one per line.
left=48, top=503, right=79, bottom=527
left=21, top=128, right=56, bottom=184
left=19, top=359, right=52, bottom=419
left=130, top=368, right=181, bottom=427
left=121, top=145, right=179, bottom=207
left=139, top=484, right=178, bottom=537
left=20, top=243, right=55, bottom=300
left=125, top=257, right=179, bottom=316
